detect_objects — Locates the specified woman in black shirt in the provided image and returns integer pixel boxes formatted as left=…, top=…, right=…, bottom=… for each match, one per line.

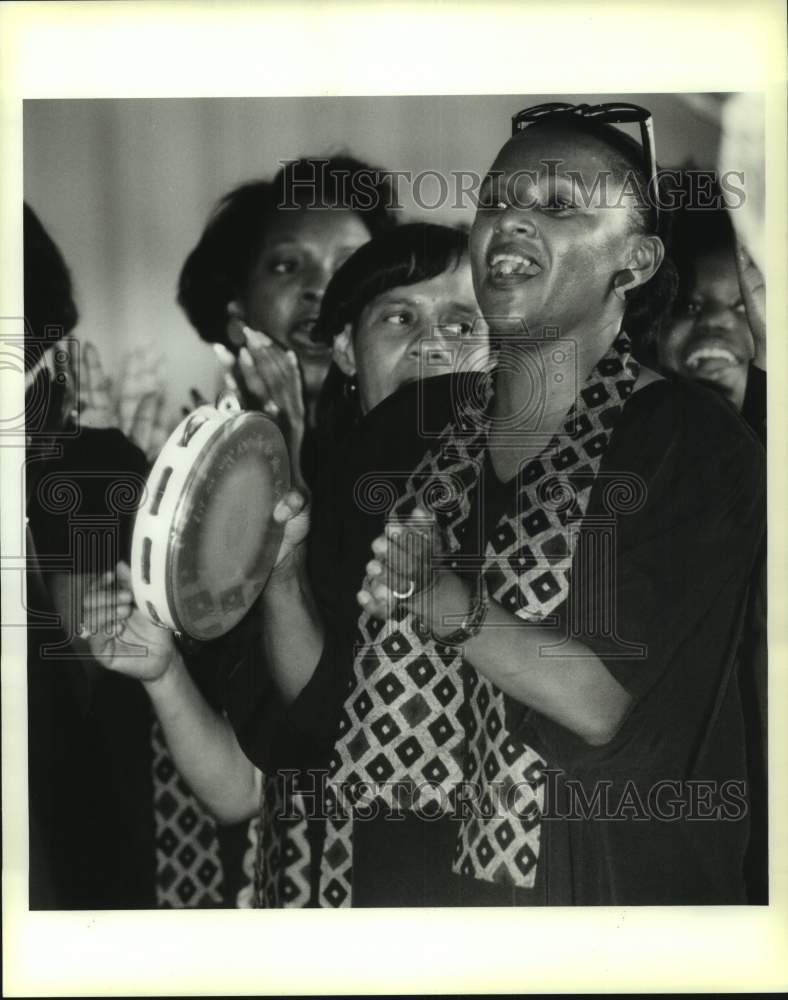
left=348, top=106, right=764, bottom=905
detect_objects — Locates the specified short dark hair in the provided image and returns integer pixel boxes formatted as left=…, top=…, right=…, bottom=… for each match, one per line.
left=669, top=200, right=735, bottom=301
left=514, top=118, right=678, bottom=353
left=177, top=155, right=397, bottom=346
left=313, top=221, right=469, bottom=345
left=313, top=222, right=471, bottom=441
left=23, top=203, right=78, bottom=369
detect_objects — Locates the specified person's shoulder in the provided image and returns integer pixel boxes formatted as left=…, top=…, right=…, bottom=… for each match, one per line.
left=625, top=375, right=761, bottom=451
left=359, top=372, right=486, bottom=446
left=609, top=375, right=764, bottom=486
left=368, top=371, right=482, bottom=422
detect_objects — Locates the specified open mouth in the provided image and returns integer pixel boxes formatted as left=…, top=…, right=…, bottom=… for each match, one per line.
left=289, top=319, right=330, bottom=358
left=682, top=342, right=742, bottom=377
left=486, top=247, right=543, bottom=286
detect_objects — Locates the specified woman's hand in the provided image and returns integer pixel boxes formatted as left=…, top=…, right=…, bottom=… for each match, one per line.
left=269, top=490, right=310, bottom=581
left=224, top=313, right=308, bottom=488
left=80, top=561, right=177, bottom=683
left=735, top=239, right=766, bottom=370
left=235, top=324, right=306, bottom=431
left=127, top=391, right=169, bottom=463
left=76, top=340, right=171, bottom=461
left=357, top=505, right=470, bottom=635
left=78, top=341, right=116, bottom=428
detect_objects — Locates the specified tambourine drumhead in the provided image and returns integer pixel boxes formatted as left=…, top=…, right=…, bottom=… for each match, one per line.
left=132, top=406, right=289, bottom=641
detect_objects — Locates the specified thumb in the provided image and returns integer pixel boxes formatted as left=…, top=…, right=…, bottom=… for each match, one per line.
left=116, top=561, right=133, bottom=588
left=273, top=490, right=306, bottom=523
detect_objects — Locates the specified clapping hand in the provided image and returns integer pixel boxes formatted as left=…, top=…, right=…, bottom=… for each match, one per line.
left=236, top=328, right=305, bottom=430
left=79, top=561, right=176, bottom=683
left=78, top=341, right=116, bottom=428
left=127, top=391, right=169, bottom=462
left=77, top=341, right=171, bottom=461
left=357, top=506, right=466, bottom=635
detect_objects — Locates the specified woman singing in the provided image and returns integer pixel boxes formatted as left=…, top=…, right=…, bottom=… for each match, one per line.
left=343, top=104, right=764, bottom=905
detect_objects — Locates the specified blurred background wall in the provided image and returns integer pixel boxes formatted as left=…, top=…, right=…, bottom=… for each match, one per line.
left=23, top=93, right=725, bottom=426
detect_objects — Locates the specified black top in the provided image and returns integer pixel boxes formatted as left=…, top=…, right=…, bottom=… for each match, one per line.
left=224, top=374, right=765, bottom=906
left=739, top=363, right=767, bottom=901
left=503, top=379, right=764, bottom=904
left=741, top=364, right=766, bottom=445
left=27, top=427, right=157, bottom=909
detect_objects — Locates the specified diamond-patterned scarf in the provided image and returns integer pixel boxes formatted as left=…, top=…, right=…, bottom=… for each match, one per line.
left=257, top=332, right=639, bottom=907
left=152, top=719, right=260, bottom=907
left=151, top=719, right=226, bottom=907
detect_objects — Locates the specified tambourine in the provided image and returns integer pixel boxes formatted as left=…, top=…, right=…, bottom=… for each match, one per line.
left=131, top=394, right=289, bottom=641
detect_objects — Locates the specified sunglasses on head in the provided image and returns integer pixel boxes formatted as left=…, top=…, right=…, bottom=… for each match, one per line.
left=511, top=102, right=659, bottom=224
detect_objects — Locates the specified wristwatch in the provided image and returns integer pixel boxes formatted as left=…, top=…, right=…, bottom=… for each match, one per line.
left=429, top=573, right=489, bottom=650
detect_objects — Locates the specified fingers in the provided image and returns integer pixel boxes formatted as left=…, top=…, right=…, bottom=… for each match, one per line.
left=213, top=343, right=235, bottom=368
left=385, top=510, right=438, bottom=582
left=357, top=576, right=394, bottom=621
left=734, top=238, right=766, bottom=364
left=82, top=591, right=134, bottom=621
left=365, top=553, right=412, bottom=596
left=146, top=409, right=170, bottom=462
left=237, top=346, right=270, bottom=404
left=251, top=339, right=301, bottom=413
left=735, top=239, right=766, bottom=292
left=361, top=506, right=445, bottom=616
left=81, top=342, right=106, bottom=404
left=239, top=339, right=286, bottom=409
left=81, top=567, right=135, bottom=636
left=117, top=345, right=164, bottom=434
left=213, top=343, right=241, bottom=396
left=79, top=341, right=115, bottom=427
left=237, top=328, right=305, bottom=422
left=368, top=536, right=421, bottom=596
left=97, top=607, right=177, bottom=679
left=272, top=490, right=307, bottom=523
left=226, top=307, right=247, bottom=349
left=128, top=391, right=159, bottom=453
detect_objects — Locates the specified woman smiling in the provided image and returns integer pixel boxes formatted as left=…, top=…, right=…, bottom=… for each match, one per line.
left=348, top=105, right=764, bottom=905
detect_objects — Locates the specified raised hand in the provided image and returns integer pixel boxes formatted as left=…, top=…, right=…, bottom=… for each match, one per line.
left=128, top=390, right=169, bottom=463
left=78, top=341, right=115, bottom=428
left=80, top=561, right=176, bottom=682
left=237, top=327, right=306, bottom=430
left=117, top=344, right=166, bottom=432
left=734, top=239, right=766, bottom=370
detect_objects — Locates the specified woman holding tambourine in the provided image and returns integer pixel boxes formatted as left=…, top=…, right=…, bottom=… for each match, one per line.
left=81, top=222, right=486, bottom=893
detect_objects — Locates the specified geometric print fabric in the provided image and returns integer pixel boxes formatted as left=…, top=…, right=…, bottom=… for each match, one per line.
left=262, top=333, right=640, bottom=907
left=151, top=718, right=226, bottom=907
